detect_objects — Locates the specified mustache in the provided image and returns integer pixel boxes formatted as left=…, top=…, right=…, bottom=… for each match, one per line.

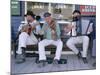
left=73, top=16, right=81, bottom=21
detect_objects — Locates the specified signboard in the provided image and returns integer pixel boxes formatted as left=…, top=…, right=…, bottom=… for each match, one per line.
left=80, top=5, right=96, bottom=16
left=11, top=0, right=21, bottom=16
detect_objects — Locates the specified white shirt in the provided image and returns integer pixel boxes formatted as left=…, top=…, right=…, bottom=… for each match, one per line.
left=66, top=22, right=77, bottom=36
left=66, top=20, right=93, bottom=36
left=30, top=20, right=41, bottom=34
left=71, top=22, right=77, bottom=36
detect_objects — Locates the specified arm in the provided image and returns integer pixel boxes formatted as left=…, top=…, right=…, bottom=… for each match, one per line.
left=15, top=23, right=24, bottom=41
left=87, top=23, right=93, bottom=34
left=31, top=22, right=39, bottom=30
left=56, top=23, right=61, bottom=38
left=64, top=23, right=74, bottom=33
left=39, top=23, right=48, bottom=35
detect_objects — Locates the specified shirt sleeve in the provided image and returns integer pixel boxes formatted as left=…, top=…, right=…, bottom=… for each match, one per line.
left=40, top=23, right=48, bottom=37
left=87, top=23, right=93, bottom=34
left=56, top=23, right=61, bottom=38
left=18, top=24, right=24, bottom=32
left=41, top=23, right=47, bottom=32
left=33, top=21, right=42, bottom=34
left=18, top=21, right=27, bottom=32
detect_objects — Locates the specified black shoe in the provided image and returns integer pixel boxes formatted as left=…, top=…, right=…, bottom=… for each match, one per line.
left=53, top=59, right=59, bottom=65
left=38, top=60, right=47, bottom=67
left=16, top=47, right=26, bottom=64
left=22, top=47, right=26, bottom=59
left=77, top=52, right=82, bottom=59
left=82, top=58, right=88, bottom=64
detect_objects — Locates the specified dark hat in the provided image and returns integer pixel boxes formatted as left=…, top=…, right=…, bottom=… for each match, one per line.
left=44, top=12, right=51, bottom=18
left=24, top=11, right=36, bottom=19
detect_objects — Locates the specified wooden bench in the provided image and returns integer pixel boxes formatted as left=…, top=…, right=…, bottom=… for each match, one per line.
left=13, top=38, right=83, bottom=58
left=25, top=43, right=82, bottom=57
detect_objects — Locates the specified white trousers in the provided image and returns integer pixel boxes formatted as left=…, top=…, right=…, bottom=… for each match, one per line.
left=66, top=36, right=89, bottom=57
left=16, top=32, right=38, bottom=54
left=38, top=39, right=63, bottom=61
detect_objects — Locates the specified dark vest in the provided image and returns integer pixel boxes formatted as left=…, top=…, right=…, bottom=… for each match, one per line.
left=72, top=17, right=82, bottom=36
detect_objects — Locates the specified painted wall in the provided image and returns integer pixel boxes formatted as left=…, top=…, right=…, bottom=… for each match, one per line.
left=11, top=1, right=25, bottom=40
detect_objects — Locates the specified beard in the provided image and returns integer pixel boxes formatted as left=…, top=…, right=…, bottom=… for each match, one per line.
left=73, top=16, right=81, bottom=21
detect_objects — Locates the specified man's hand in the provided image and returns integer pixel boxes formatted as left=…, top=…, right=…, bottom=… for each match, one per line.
left=64, top=24, right=74, bottom=33
left=31, top=22, right=40, bottom=30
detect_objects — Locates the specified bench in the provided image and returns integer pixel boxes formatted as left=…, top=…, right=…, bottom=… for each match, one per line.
left=13, top=38, right=83, bottom=58
left=25, top=43, right=82, bottom=57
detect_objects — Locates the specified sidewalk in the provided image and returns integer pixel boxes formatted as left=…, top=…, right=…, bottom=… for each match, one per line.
left=11, top=54, right=96, bottom=74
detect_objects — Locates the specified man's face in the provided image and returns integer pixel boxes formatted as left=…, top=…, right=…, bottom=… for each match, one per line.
left=26, top=15, right=34, bottom=23
left=44, top=16, right=52, bottom=24
left=73, top=12, right=81, bottom=18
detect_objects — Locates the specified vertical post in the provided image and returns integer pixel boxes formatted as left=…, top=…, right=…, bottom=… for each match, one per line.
left=48, top=3, right=52, bottom=13
left=24, top=1, right=27, bottom=21
left=21, top=1, right=25, bottom=20
left=72, top=4, right=75, bottom=13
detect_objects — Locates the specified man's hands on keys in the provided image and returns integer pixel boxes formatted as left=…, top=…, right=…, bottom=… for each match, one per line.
left=64, top=24, right=74, bottom=33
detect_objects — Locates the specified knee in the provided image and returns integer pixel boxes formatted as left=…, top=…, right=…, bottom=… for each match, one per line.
left=84, top=36, right=89, bottom=41
left=59, top=40, right=63, bottom=46
left=39, top=41, right=44, bottom=46
left=66, top=39, right=72, bottom=47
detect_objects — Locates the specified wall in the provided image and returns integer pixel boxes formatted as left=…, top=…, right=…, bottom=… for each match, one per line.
left=11, top=1, right=25, bottom=40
